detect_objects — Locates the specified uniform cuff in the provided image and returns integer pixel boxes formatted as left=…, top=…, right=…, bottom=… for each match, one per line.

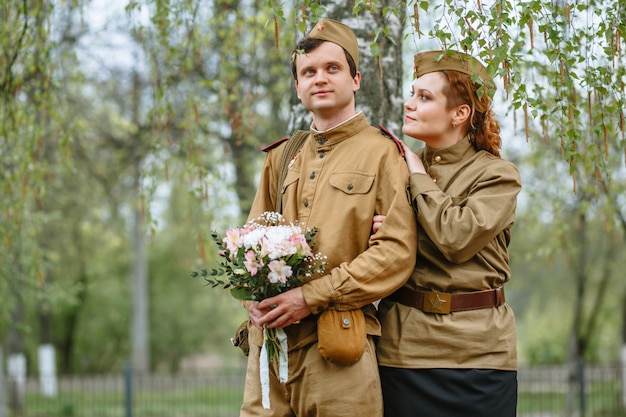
left=301, top=277, right=338, bottom=314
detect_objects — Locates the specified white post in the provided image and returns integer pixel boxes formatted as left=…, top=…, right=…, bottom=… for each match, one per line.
left=7, top=353, right=26, bottom=412
left=38, top=344, right=57, bottom=397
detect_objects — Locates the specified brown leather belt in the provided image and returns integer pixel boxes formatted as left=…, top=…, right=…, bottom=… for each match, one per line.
left=388, top=286, right=505, bottom=314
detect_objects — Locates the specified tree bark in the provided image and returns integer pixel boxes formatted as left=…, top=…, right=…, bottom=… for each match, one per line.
left=131, top=193, right=150, bottom=374
left=565, top=207, right=588, bottom=417
left=130, top=69, right=149, bottom=374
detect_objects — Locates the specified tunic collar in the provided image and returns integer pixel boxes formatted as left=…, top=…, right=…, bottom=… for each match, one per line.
left=309, top=112, right=369, bottom=147
left=423, top=136, right=476, bottom=167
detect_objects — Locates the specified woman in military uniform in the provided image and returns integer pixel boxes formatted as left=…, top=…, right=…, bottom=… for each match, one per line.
left=373, top=50, right=522, bottom=417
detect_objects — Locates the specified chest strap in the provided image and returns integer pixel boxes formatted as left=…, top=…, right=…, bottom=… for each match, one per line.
left=275, top=130, right=309, bottom=213
left=387, top=286, right=505, bottom=314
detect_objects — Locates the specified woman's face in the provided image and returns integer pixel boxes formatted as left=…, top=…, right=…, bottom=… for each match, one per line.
left=402, top=72, right=457, bottom=144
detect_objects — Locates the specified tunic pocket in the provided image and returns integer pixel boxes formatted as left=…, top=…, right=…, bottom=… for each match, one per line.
left=329, top=172, right=375, bottom=195
left=281, top=169, right=300, bottom=194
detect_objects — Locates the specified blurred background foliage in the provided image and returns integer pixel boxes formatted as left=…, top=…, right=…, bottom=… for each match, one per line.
left=1, top=0, right=625, bottom=377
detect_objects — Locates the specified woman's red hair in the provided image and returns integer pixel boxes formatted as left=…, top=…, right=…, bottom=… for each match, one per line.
left=441, top=71, right=502, bottom=158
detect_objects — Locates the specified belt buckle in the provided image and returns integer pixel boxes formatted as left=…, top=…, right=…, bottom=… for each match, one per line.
left=423, top=291, right=451, bottom=314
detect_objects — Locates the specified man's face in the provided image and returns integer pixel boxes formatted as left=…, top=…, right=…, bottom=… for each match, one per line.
left=294, top=41, right=360, bottom=120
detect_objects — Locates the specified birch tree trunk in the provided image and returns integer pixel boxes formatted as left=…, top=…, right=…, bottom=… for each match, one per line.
left=131, top=193, right=149, bottom=374
left=130, top=69, right=149, bottom=374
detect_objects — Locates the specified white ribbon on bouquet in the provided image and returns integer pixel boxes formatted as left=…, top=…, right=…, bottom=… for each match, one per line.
left=260, top=327, right=289, bottom=409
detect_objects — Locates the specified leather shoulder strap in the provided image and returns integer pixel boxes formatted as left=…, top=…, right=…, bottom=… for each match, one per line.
left=275, top=130, right=309, bottom=213
left=261, top=137, right=289, bottom=152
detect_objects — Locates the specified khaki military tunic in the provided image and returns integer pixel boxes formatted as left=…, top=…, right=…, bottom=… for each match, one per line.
left=247, top=112, right=417, bottom=348
left=240, top=113, right=417, bottom=417
left=377, top=137, right=522, bottom=371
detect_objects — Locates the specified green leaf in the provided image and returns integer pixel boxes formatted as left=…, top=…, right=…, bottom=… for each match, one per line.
left=230, top=287, right=254, bottom=300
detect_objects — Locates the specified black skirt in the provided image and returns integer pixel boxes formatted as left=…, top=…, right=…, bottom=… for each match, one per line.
left=379, top=366, right=518, bottom=417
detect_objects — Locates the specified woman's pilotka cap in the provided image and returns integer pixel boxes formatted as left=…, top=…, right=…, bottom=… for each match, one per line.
left=306, top=18, right=359, bottom=70
left=414, top=50, right=494, bottom=89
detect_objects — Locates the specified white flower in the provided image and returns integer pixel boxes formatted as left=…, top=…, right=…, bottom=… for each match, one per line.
left=268, top=260, right=293, bottom=284
left=242, top=227, right=267, bottom=249
left=261, top=225, right=305, bottom=259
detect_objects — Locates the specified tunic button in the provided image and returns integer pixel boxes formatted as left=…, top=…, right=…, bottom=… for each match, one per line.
left=317, top=134, right=326, bottom=144
left=433, top=178, right=437, bottom=183
left=303, top=199, right=309, bottom=207
left=347, top=183, right=353, bottom=191
left=434, top=155, right=442, bottom=163
left=310, top=172, right=316, bottom=179
left=319, top=151, right=325, bottom=158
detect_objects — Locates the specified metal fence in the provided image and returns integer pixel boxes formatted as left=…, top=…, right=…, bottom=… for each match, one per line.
left=517, top=365, right=626, bottom=417
left=4, top=365, right=626, bottom=417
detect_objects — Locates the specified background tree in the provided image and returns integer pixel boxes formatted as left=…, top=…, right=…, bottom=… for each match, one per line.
left=123, top=0, right=296, bottom=372
left=1, top=5, right=625, bottom=412
left=1, top=0, right=85, bottom=410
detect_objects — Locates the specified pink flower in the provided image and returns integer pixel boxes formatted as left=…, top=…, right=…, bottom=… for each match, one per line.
left=268, top=260, right=293, bottom=284
left=223, top=228, right=242, bottom=255
left=243, top=250, right=263, bottom=276
left=288, top=233, right=312, bottom=256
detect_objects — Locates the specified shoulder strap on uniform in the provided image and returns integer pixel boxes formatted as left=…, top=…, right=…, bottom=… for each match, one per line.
left=378, top=125, right=405, bottom=157
left=261, top=137, right=289, bottom=152
left=275, top=130, right=309, bottom=213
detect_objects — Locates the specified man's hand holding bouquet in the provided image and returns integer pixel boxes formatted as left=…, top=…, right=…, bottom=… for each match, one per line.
left=192, top=211, right=326, bottom=409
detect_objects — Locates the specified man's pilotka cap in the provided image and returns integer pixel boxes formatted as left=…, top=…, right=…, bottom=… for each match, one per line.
left=413, top=50, right=494, bottom=89
left=306, top=18, right=359, bottom=70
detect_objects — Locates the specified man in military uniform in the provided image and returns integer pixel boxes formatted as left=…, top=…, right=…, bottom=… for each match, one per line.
left=240, top=18, right=417, bottom=417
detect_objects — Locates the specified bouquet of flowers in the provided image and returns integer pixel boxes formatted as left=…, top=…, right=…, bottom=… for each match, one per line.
left=192, top=212, right=326, bottom=409
left=192, top=212, right=326, bottom=362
